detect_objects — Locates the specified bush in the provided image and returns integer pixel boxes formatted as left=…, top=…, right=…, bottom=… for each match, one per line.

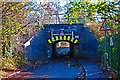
left=1, top=53, right=28, bottom=70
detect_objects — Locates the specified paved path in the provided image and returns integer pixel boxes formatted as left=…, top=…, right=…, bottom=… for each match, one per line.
left=78, top=60, right=107, bottom=79
left=7, top=58, right=108, bottom=79
left=21, top=58, right=83, bottom=79
left=56, top=47, right=70, bottom=55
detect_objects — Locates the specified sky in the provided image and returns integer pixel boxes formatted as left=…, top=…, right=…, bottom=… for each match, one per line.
left=34, top=0, right=116, bottom=4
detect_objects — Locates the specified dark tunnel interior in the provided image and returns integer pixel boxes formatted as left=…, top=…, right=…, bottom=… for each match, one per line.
left=52, top=41, right=75, bottom=59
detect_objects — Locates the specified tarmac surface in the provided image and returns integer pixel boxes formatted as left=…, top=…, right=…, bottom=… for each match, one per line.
left=6, top=58, right=109, bottom=80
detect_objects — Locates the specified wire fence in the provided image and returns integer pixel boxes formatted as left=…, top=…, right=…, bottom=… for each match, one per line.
left=100, top=33, right=120, bottom=78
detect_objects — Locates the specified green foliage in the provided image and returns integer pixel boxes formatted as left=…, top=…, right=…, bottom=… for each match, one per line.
left=1, top=2, right=30, bottom=70
left=0, top=71, right=4, bottom=79
left=110, top=34, right=120, bottom=76
left=1, top=2, right=30, bottom=54
left=64, top=0, right=120, bottom=77
left=2, top=54, right=29, bottom=70
left=99, top=32, right=120, bottom=77
left=64, top=1, right=120, bottom=25
left=1, top=2, right=55, bottom=70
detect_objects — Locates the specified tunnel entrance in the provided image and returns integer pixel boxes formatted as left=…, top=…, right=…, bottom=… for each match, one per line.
left=47, top=29, right=79, bottom=59
left=52, top=41, right=74, bottom=58
left=56, top=41, right=70, bottom=56
left=26, top=24, right=99, bottom=62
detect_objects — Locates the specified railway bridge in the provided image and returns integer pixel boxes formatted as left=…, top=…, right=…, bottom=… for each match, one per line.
left=26, top=24, right=99, bottom=61
left=13, top=24, right=109, bottom=79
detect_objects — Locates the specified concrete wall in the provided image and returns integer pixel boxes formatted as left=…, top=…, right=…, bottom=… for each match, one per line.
left=25, top=29, right=48, bottom=61
left=78, top=27, right=99, bottom=61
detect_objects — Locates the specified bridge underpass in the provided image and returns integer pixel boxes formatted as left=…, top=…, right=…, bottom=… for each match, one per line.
left=25, top=24, right=99, bottom=61
left=13, top=24, right=110, bottom=79
left=52, top=40, right=75, bottom=58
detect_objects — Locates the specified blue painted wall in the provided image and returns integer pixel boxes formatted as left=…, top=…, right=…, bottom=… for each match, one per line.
left=25, top=29, right=48, bottom=61
left=25, top=24, right=99, bottom=62
left=79, top=27, right=99, bottom=60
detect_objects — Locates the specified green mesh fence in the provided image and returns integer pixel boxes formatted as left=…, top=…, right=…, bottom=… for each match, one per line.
left=99, top=34, right=120, bottom=78
left=108, top=34, right=120, bottom=78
